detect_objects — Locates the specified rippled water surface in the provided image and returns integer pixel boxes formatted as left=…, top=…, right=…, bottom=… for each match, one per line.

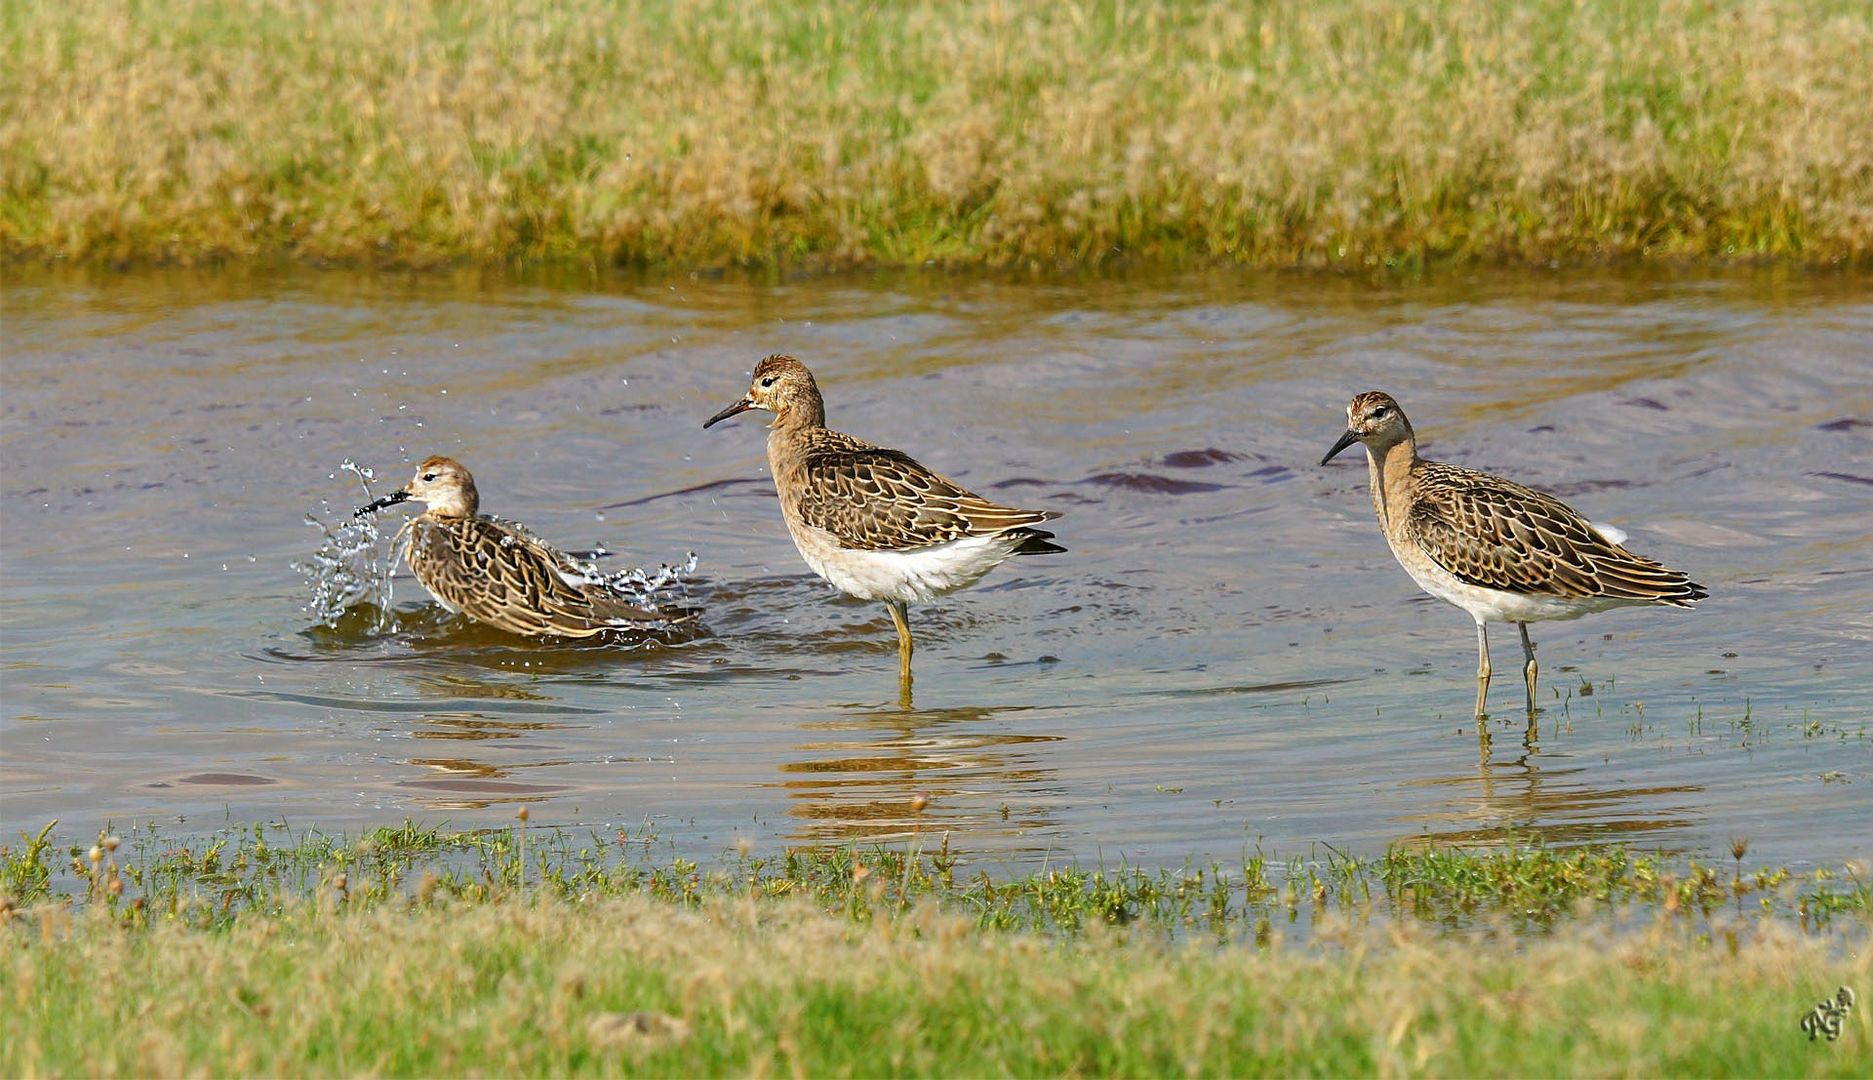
left=3, top=266, right=1869, bottom=869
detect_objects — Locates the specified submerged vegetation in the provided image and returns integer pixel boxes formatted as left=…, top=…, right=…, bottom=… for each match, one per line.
left=5, top=818, right=1869, bottom=938
left=3, top=0, right=1871, bottom=270
left=3, top=819, right=1869, bottom=1074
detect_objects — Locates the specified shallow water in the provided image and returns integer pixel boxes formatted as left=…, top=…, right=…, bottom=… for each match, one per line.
left=3, top=265, right=1869, bottom=871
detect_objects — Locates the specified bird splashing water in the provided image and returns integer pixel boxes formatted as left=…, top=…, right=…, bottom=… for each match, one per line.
left=296, top=459, right=402, bottom=633
left=300, top=458, right=701, bottom=641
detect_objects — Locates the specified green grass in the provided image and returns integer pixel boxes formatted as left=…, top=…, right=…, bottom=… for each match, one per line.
left=6, top=818, right=1868, bottom=938
left=7, top=881, right=1870, bottom=1074
left=3, top=819, right=1870, bottom=1074
left=3, top=0, right=1870, bottom=270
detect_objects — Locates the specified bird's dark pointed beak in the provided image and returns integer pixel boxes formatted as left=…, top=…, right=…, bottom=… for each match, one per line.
left=703, top=397, right=754, bottom=429
left=355, top=489, right=412, bottom=517
left=1320, top=429, right=1362, bottom=466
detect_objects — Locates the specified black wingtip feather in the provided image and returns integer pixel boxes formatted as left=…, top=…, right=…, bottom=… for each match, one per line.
left=1011, top=529, right=1067, bottom=556
left=1641, top=576, right=1707, bottom=608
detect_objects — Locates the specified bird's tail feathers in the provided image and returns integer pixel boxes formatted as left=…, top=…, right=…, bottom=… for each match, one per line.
left=1008, top=528, right=1066, bottom=556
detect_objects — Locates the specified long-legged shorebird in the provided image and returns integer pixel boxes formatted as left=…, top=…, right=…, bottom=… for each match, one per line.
left=703, top=355, right=1063, bottom=692
left=356, top=455, right=691, bottom=638
left=1320, top=392, right=1706, bottom=717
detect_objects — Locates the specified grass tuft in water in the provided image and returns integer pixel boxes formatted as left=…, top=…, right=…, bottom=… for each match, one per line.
left=5, top=818, right=1868, bottom=939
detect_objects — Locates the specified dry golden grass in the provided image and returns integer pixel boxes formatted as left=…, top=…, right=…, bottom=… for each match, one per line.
left=4, top=821, right=1869, bottom=1074
left=3, top=0, right=1872, bottom=269
left=6, top=895, right=1870, bottom=1076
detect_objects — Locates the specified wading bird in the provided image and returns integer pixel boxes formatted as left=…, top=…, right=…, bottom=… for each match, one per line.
left=1321, top=392, right=1705, bottom=717
left=703, top=355, right=1062, bottom=697
left=356, top=455, right=692, bottom=638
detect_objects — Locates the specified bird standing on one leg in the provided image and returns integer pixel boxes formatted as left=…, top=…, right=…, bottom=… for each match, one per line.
left=704, top=355, right=1063, bottom=700
left=1320, top=392, right=1706, bottom=718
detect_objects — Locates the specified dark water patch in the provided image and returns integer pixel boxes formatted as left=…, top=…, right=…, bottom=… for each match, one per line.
left=1158, top=448, right=1243, bottom=468
left=1080, top=472, right=1228, bottom=494
left=1812, top=472, right=1873, bottom=487
left=174, top=772, right=277, bottom=787
left=1151, top=678, right=1346, bottom=698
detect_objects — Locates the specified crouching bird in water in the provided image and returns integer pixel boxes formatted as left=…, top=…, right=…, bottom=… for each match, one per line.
left=1321, top=392, right=1706, bottom=721
left=356, top=455, right=695, bottom=639
left=704, top=355, right=1063, bottom=701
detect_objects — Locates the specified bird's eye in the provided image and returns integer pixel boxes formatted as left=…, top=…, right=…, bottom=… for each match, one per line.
left=422, top=473, right=437, bottom=482
left=1370, top=406, right=1389, bottom=420
left=760, top=376, right=776, bottom=388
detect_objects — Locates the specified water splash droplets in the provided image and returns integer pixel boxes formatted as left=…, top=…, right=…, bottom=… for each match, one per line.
left=551, top=542, right=700, bottom=617
left=299, top=464, right=698, bottom=639
left=295, top=461, right=399, bottom=632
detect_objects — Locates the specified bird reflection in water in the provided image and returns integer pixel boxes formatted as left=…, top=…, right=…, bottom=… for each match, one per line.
left=775, top=703, right=1065, bottom=846
left=1398, top=714, right=1702, bottom=848
left=397, top=710, right=573, bottom=811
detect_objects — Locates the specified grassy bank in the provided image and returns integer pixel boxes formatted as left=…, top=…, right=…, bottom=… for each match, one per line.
left=3, top=0, right=1870, bottom=271
left=10, top=894, right=1870, bottom=1076
left=3, top=820, right=1870, bottom=1074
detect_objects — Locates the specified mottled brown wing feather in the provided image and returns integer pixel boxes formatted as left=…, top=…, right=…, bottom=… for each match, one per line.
left=790, top=429, right=1057, bottom=551
left=1406, top=463, right=1704, bottom=604
left=409, top=518, right=681, bottom=637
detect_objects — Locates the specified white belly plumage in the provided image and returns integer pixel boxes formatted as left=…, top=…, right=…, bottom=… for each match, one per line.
left=1393, top=547, right=1641, bottom=625
left=785, top=519, right=1021, bottom=603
